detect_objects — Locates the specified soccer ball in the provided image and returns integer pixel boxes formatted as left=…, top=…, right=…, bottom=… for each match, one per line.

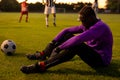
left=1, top=40, right=16, bottom=55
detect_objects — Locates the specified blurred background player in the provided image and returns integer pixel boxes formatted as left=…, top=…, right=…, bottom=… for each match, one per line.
left=43, top=0, right=56, bottom=27
left=19, top=0, right=28, bottom=22
left=92, top=0, right=98, bottom=14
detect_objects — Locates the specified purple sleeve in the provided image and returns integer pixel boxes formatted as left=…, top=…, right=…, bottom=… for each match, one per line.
left=54, top=25, right=85, bottom=41
left=59, top=24, right=105, bottom=49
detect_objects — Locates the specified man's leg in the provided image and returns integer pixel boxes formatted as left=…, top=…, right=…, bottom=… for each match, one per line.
left=26, top=33, right=74, bottom=60
left=21, top=34, right=76, bottom=74
left=45, top=43, right=105, bottom=69
left=26, top=12, right=28, bottom=22
left=21, top=43, right=94, bottom=73
left=21, top=43, right=106, bottom=74
left=45, top=14, right=49, bottom=27
left=42, top=33, right=74, bottom=59
left=19, top=13, right=23, bottom=22
left=76, top=43, right=105, bottom=68
left=45, top=49, right=76, bottom=69
left=26, top=40, right=58, bottom=60
left=53, top=13, right=56, bottom=26
left=20, top=48, right=76, bottom=74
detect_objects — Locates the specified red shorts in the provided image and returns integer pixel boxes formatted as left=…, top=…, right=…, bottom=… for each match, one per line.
left=21, top=11, right=28, bottom=15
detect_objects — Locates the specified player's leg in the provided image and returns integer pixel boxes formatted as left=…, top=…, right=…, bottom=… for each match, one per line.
left=44, top=6, right=49, bottom=27
left=45, top=14, right=49, bottom=27
left=26, top=40, right=57, bottom=60
left=76, top=43, right=106, bottom=68
left=19, top=12, right=23, bottom=22
left=43, top=43, right=105, bottom=70
left=44, top=49, right=76, bottom=69
left=52, top=6, right=56, bottom=26
left=53, top=13, right=56, bottom=26
left=20, top=43, right=105, bottom=74
left=43, top=33, right=74, bottom=58
left=20, top=48, right=76, bottom=74
left=25, top=11, right=28, bottom=22
left=26, top=33, right=74, bottom=60
left=21, top=34, right=75, bottom=74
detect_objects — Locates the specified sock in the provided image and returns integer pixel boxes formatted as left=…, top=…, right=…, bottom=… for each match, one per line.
left=40, top=51, right=45, bottom=56
left=38, top=62, right=46, bottom=71
left=37, top=51, right=46, bottom=60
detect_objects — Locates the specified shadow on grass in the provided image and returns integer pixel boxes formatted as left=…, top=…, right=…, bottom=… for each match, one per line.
left=12, top=52, right=27, bottom=57
left=47, top=60, right=120, bottom=78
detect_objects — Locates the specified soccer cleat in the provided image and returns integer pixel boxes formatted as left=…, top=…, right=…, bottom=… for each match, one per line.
left=20, top=62, right=46, bottom=74
left=53, top=23, right=56, bottom=27
left=26, top=51, right=46, bottom=60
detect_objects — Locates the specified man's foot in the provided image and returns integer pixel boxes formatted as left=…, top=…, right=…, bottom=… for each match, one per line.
left=20, top=62, right=46, bottom=74
left=26, top=51, right=46, bottom=60
left=26, top=20, right=28, bottom=22
left=46, top=25, right=49, bottom=28
left=53, top=23, right=56, bottom=27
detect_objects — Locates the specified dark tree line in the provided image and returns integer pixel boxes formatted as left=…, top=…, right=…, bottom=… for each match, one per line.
left=0, top=0, right=120, bottom=13
left=0, top=0, right=20, bottom=11
left=0, top=0, right=91, bottom=12
left=106, top=0, right=120, bottom=13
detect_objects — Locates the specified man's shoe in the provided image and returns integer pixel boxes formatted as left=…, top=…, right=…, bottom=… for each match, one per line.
left=26, top=51, right=46, bottom=60
left=20, top=62, right=46, bottom=74
left=46, top=25, right=49, bottom=27
left=53, top=23, right=56, bottom=27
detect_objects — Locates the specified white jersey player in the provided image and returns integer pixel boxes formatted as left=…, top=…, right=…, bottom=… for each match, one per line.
left=43, top=0, right=56, bottom=27
left=92, top=0, right=98, bottom=14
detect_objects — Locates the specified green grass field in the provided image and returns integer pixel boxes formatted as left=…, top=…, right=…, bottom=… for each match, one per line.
left=0, top=13, right=120, bottom=80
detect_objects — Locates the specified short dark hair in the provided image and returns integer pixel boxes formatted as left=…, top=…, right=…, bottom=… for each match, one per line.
left=79, top=5, right=96, bottom=18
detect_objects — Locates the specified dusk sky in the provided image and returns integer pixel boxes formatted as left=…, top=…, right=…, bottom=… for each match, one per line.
left=17, top=0, right=106, bottom=8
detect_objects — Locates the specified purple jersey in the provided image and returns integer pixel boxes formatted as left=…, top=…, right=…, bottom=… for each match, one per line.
left=54, top=20, right=113, bottom=65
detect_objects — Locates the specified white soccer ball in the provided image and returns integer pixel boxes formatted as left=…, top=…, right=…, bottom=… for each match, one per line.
left=1, top=40, right=16, bottom=55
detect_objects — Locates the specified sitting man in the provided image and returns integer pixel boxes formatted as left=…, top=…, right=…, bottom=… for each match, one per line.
left=20, top=6, right=113, bottom=74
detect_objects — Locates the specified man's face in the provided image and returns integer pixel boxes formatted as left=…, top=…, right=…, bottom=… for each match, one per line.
left=79, top=14, right=93, bottom=29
